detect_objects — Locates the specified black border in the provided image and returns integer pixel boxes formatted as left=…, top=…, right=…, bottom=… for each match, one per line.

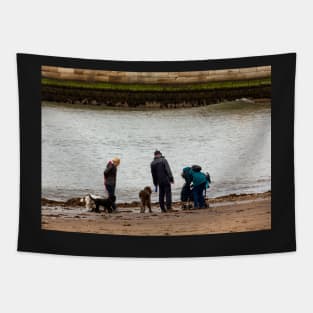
left=17, top=53, right=296, bottom=257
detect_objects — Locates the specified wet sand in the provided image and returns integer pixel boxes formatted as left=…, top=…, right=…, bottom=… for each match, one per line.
left=41, top=192, right=271, bottom=236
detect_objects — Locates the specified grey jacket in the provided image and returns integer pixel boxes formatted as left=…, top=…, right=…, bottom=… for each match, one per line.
left=151, top=156, right=174, bottom=186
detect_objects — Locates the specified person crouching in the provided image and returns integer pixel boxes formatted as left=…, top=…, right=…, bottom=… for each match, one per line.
left=181, top=166, right=193, bottom=209
left=190, top=165, right=209, bottom=209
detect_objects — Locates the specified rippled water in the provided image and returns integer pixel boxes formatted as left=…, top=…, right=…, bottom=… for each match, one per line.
left=42, top=101, right=271, bottom=202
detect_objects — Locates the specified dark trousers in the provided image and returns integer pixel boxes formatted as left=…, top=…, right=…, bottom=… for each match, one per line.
left=159, top=183, right=172, bottom=212
left=181, top=183, right=193, bottom=202
left=105, top=183, right=116, bottom=211
left=192, top=183, right=206, bottom=209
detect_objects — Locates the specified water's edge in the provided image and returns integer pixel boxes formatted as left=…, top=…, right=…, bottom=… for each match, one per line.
left=42, top=191, right=271, bottom=208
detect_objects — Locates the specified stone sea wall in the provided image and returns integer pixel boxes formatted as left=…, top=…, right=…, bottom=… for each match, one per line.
left=42, top=65, right=271, bottom=84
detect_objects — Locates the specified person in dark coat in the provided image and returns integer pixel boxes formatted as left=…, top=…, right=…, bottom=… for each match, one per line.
left=181, top=166, right=194, bottom=209
left=104, top=157, right=120, bottom=211
left=150, top=150, right=174, bottom=212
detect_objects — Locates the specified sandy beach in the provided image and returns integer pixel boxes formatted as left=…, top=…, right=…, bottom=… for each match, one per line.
left=41, top=192, right=271, bottom=236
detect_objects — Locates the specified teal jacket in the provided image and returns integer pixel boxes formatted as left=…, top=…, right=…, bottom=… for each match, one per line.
left=182, top=167, right=193, bottom=185
left=190, top=170, right=209, bottom=188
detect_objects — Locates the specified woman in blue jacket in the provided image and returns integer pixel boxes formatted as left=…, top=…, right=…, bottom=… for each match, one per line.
left=190, top=165, right=209, bottom=209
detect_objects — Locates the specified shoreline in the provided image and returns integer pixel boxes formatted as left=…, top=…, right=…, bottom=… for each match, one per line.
left=42, top=98, right=271, bottom=112
left=41, top=77, right=271, bottom=109
left=41, top=190, right=271, bottom=208
left=41, top=191, right=271, bottom=236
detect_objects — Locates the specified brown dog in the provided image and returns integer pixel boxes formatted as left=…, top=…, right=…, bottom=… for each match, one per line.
left=139, top=186, right=152, bottom=213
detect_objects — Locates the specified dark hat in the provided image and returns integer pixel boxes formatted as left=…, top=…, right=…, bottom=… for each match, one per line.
left=154, top=150, right=162, bottom=156
left=192, top=164, right=202, bottom=172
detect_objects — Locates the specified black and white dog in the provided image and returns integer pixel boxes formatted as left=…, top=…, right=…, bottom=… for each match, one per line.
left=80, top=194, right=115, bottom=213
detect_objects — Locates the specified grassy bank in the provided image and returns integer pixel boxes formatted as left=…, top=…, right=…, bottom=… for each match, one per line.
left=42, top=77, right=271, bottom=92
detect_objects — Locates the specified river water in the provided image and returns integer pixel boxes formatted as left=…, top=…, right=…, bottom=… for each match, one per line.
left=42, top=101, right=271, bottom=202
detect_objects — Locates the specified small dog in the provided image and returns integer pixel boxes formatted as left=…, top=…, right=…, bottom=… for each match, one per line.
left=80, top=194, right=115, bottom=213
left=80, top=194, right=94, bottom=211
left=139, top=186, right=152, bottom=213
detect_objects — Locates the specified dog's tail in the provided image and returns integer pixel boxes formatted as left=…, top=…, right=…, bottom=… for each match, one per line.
left=88, top=193, right=96, bottom=201
left=88, top=193, right=106, bottom=201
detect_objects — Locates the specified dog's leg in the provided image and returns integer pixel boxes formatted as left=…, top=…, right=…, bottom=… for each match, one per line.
left=95, top=203, right=100, bottom=213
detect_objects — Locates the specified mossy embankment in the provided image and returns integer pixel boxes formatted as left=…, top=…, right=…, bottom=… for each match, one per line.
left=41, top=77, right=271, bottom=108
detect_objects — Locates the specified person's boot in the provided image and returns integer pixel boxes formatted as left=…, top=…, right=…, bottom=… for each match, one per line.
left=112, top=199, right=119, bottom=212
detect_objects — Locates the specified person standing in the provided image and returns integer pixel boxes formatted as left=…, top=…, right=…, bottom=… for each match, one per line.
left=151, top=150, right=174, bottom=212
left=104, top=157, right=120, bottom=212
